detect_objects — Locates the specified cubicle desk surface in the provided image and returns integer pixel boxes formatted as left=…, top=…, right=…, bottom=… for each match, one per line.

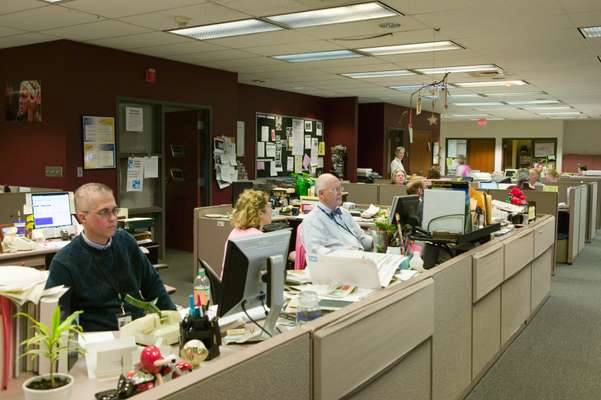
left=0, top=241, right=67, bottom=267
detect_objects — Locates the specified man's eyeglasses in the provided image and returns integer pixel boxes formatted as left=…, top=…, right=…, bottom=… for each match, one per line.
left=82, top=207, right=121, bottom=218
left=328, top=186, right=344, bottom=194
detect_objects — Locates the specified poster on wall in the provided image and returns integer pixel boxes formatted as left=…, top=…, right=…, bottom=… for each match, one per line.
left=6, top=80, right=42, bottom=122
left=82, top=115, right=116, bottom=169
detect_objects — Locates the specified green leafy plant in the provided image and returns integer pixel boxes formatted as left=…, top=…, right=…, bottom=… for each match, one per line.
left=374, top=217, right=396, bottom=234
left=16, top=306, right=84, bottom=389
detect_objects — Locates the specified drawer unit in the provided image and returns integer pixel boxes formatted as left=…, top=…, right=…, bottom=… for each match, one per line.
left=472, top=242, right=504, bottom=302
left=534, top=218, right=555, bottom=258
left=503, top=230, right=534, bottom=279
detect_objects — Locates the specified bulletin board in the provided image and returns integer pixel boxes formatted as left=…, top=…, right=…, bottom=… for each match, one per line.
left=255, top=112, right=325, bottom=178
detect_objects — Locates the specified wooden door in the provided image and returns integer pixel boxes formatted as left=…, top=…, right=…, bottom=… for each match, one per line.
left=165, top=110, right=200, bottom=252
left=408, top=130, right=432, bottom=176
left=468, top=139, right=495, bottom=173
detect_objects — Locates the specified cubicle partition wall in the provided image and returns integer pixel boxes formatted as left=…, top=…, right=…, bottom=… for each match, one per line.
left=557, top=180, right=597, bottom=242
left=567, top=185, right=587, bottom=263
left=377, top=184, right=408, bottom=206
left=138, top=329, right=312, bottom=400
left=343, top=183, right=379, bottom=205
left=193, top=205, right=233, bottom=280
left=560, top=176, right=601, bottom=230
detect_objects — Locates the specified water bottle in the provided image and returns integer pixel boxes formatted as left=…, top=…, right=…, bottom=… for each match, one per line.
left=194, top=269, right=211, bottom=308
left=296, top=290, right=321, bottom=325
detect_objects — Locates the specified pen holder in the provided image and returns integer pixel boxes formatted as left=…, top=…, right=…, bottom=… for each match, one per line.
left=180, top=315, right=221, bottom=361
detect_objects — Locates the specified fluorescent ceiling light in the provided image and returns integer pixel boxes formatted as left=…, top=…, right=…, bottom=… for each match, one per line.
left=578, top=26, right=601, bottom=38
left=359, top=41, right=462, bottom=56
left=341, top=69, right=415, bottom=78
left=416, top=64, right=502, bottom=75
left=538, top=111, right=582, bottom=116
left=523, top=106, right=571, bottom=111
left=266, top=2, right=399, bottom=28
left=452, top=102, right=504, bottom=106
left=41, top=0, right=65, bottom=2
left=475, top=107, right=512, bottom=111
left=452, top=114, right=490, bottom=117
left=454, top=80, right=528, bottom=88
left=506, top=100, right=560, bottom=105
left=273, top=50, right=361, bottom=62
left=168, top=19, right=281, bottom=40
left=389, top=84, right=438, bottom=92
left=483, top=91, right=546, bottom=97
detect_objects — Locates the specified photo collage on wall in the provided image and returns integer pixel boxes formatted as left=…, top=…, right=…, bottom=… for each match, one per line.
left=256, top=113, right=325, bottom=178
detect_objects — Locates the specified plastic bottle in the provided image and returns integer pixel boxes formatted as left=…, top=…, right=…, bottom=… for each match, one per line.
left=14, top=211, right=26, bottom=236
left=193, top=269, right=211, bottom=308
left=410, top=253, right=425, bottom=272
left=296, top=290, right=321, bottom=325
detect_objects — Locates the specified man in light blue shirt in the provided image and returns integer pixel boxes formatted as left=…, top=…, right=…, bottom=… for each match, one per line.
left=301, top=173, right=373, bottom=255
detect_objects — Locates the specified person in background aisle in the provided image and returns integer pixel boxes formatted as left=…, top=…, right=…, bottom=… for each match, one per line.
left=390, top=146, right=406, bottom=179
left=455, top=155, right=471, bottom=178
left=533, top=162, right=545, bottom=179
left=222, top=189, right=272, bottom=277
left=544, top=169, right=560, bottom=184
left=301, top=173, right=373, bottom=255
left=45, top=183, right=175, bottom=332
left=525, top=168, right=544, bottom=190
left=427, top=166, right=441, bottom=179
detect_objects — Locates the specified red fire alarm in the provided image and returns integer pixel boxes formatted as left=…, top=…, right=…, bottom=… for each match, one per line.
left=145, top=68, right=156, bottom=84
left=477, top=118, right=488, bottom=127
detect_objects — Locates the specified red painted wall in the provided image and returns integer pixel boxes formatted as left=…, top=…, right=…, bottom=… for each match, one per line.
left=324, top=97, right=358, bottom=181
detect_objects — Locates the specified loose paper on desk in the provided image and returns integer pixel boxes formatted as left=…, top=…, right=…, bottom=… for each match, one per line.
left=292, top=119, right=304, bottom=155
left=318, top=141, right=325, bottom=156
left=125, top=106, right=143, bottom=132
left=287, top=156, right=294, bottom=172
left=257, top=141, right=265, bottom=158
left=265, top=142, right=276, bottom=158
left=143, top=156, right=159, bottom=178
left=316, top=121, right=322, bottom=136
left=295, top=155, right=303, bottom=173
left=261, top=125, right=269, bottom=142
left=127, top=157, right=144, bottom=192
left=310, top=138, right=319, bottom=164
left=304, top=135, right=311, bottom=149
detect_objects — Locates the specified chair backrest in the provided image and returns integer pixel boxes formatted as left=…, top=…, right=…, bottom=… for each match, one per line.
left=294, top=224, right=306, bottom=270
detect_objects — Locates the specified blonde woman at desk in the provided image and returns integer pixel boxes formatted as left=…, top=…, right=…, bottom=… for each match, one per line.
left=221, top=189, right=272, bottom=277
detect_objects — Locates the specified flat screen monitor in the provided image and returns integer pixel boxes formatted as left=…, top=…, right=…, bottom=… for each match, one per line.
left=389, top=195, right=421, bottom=228
left=504, top=169, right=518, bottom=177
left=31, top=192, right=72, bottom=228
left=231, top=181, right=254, bottom=207
left=219, top=229, right=292, bottom=335
left=479, top=181, right=498, bottom=190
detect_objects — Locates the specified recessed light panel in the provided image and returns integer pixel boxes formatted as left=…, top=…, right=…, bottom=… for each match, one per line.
left=578, top=26, right=601, bottom=38
left=506, top=100, right=560, bottom=105
left=416, top=64, right=502, bottom=75
left=341, top=69, right=415, bottom=78
left=538, top=111, right=582, bottom=116
left=483, top=91, right=546, bottom=97
left=389, top=84, right=437, bottom=92
left=169, top=19, right=281, bottom=40
left=523, top=106, right=571, bottom=110
left=359, top=41, right=462, bottom=56
left=452, top=102, right=504, bottom=106
left=266, top=2, right=400, bottom=28
left=273, top=50, right=362, bottom=62
left=454, top=80, right=528, bottom=88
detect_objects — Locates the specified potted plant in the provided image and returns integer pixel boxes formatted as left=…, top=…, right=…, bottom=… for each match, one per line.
left=16, top=305, right=84, bottom=400
left=374, top=217, right=396, bottom=253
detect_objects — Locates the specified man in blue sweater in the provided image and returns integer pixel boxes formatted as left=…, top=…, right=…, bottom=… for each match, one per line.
left=45, top=183, right=175, bottom=331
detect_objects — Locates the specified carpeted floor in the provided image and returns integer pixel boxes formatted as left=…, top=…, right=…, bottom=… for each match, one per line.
left=466, top=234, right=601, bottom=400
left=158, top=248, right=194, bottom=307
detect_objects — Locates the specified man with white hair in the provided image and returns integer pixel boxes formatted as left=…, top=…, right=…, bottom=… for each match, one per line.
left=301, top=173, right=373, bottom=255
left=45, top=183, right=175, bottom=331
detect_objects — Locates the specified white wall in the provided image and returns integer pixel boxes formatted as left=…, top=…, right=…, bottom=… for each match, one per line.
left=440, top=120, right=564, bottom=173
left=563, top=120, right=601, bottom=154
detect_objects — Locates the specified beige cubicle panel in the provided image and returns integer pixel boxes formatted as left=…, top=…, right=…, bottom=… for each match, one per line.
left=431, top=254, right=473, bottom=400
left=377, top=184, right=408, bottom=205
left=567, top=185, right=586, bottom=264
left=193, top=205, right=233, bottom=280
left=140, top=329, right=312, bottom=400
left=503, top=229, right=534, bottom=279
left=472, top=242, right=504, bottom=303
left=344, top=183, right=379, bottom=205
left=312, top=279, right=434, bottom=400
left=472, top=286, right=501, bottom=379
left=501, top=264, right=532, bottom=345
left=560, top=176, right=601, bottom=230
left=533, top=216, right=555, bottom=258
left=531, top=247, right=553, bottom=313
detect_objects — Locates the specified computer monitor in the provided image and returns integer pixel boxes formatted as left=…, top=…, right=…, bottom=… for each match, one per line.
left=389, top=195, right=421, bottom=228
left=504, top=169, right=518, bottom=178
left=231, top=181, right=254, bottom=207
left=219, top=229, right=292, bottom=338
left=31, top=192, right=73, bottom=228
left=479, top=181, right=498, bottom=190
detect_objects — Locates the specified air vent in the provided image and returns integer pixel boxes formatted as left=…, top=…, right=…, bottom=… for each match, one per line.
left=468, top=71, right=503, bottom=78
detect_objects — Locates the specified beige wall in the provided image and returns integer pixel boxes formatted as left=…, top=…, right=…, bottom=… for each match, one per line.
left=563, top=120, right=601, bottom=154
left=440, top=120, right=564, bottom=173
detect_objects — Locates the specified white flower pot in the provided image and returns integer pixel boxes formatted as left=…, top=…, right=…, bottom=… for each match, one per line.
left=22, top=373, right=73, bottom=400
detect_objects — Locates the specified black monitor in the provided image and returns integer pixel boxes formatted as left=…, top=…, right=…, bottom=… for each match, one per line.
left=389, top=195, right=421, bottom=228
left=219, top=229, right=291, bottom=338
left=231, top=181, right=254, bottom=207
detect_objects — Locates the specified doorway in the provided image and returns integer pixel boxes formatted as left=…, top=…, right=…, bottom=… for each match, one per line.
left=467, top=139, right=495, bottom=172
left=408, top=130, right=433, bottom=176
left=164, top=108, right=210, bottom=252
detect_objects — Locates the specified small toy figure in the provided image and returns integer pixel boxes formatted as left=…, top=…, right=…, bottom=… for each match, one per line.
left=180, top=339, right=209, bottom=368
left=139, top=345, right=193, bottom=385
left=509, top=187, right=527, bottom=206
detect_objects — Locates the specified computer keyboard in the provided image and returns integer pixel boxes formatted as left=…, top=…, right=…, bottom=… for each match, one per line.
left=262, top=222, right=290, bottom=232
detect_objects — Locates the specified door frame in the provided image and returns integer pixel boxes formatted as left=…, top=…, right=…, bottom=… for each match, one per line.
left=116, top=97, right=212, bottom=259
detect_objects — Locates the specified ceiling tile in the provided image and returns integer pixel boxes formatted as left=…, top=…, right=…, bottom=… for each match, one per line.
left=86, top=32, right=192, bottom=49
left=132, top=40, right=227, bottom=57
left=0, top=25, right=25, bottom=37
left=211, top=0, right=306, bottom=17
left=0, top=6, right=101, bottom=31
left=62, top=0, right=209, bottom=18
left=246, top=40, right=345, bottom=56
left=0, top=1, right=48, bottom=16
left=42, top=20, right=151, bottom=41
left=118, top=3, right=250, bottom=31
left=0, top=33, right=58, bottom=49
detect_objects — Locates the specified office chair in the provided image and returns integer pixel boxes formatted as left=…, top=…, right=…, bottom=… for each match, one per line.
left=198, top=259, right=222, bottom=305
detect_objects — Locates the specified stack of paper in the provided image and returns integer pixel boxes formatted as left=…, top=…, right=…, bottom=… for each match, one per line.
left=0, top=267, right=68, bottom=306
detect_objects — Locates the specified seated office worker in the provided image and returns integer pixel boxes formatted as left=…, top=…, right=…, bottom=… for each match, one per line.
left=221, top=189, right=272, bottom=277
left=45, top=183, right=175, bottom=332
left=390, top=146, right=406, bottom=179
left=301, top=173, right=373, bottom=255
